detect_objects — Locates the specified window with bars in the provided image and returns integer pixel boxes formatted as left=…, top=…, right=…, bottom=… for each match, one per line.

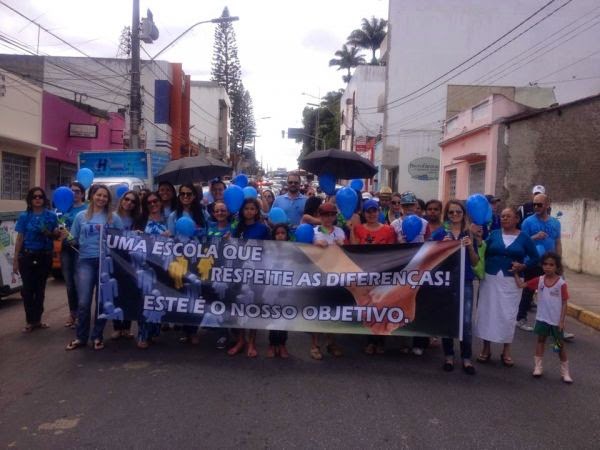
left=1, top=152, right=32, bottom=200
left=446, top=169, right=457, bottom=200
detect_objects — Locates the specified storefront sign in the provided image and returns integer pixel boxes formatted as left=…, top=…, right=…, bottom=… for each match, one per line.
left=69, top=123, right=98, bottom=138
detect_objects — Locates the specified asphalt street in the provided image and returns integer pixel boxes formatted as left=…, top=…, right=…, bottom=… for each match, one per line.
left=1, top=278, right=599, bottom=449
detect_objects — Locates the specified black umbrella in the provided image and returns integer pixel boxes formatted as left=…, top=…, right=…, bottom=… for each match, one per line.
left=155, top=154, right=232, bottom=185
left=299, top=148, right=377, bottom=179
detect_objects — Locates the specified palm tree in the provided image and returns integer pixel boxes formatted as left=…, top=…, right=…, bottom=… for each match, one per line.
left=347, top=17, right=387, bottom=65
left=329, top=44, right=366, bottom=83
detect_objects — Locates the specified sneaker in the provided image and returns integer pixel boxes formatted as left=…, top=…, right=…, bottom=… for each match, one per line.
left=563, top=332, right=575, bottom=341
left=516, top=319, right=533, bottom=332
left=216, top=336, right=228, bottom=350
left=411, top=347, right=424, bottom=356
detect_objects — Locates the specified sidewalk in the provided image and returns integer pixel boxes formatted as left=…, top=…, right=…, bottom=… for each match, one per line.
left=564, top=269, right=600, bottom=331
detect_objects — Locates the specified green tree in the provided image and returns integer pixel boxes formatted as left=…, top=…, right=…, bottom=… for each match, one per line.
left=328, top=44, right=365, bottom=83
left=231, top=83, right=256, bottom=158
left=297, top=89, right=343, bottom=161
left=210, top=6, right=241, bottom=97
left=347, top=17, right=387, bottom=65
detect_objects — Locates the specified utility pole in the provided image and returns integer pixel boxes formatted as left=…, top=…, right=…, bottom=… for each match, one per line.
left=129, top=0, right=141, bottom=149
left=350, top=90, right=356, bottom=152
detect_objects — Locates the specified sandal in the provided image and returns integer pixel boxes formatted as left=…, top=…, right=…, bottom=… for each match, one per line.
left=310, top=345, right=323, bottom=360
left=64, top=318, right=75, bottom=328
left=246, top=343, right=258, bottom=358
left=500, top=354, right=514, bottom=367
left=93, top=340, right=105, bottom=351
left=22, top=324, right=34, bottom=333
left=137, top=340, right=149, bottom=349
left=326, top=343, right=343, bottom=357
left=66, top=339, right=84, bottom=351
left=476, top=353, right=492, bottom=363
left=227, top=340, right=245, bottom=356
left=121, top=330, right=134, bottom=339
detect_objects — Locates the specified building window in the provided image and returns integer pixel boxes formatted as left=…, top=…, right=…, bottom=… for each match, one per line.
left=471, top=100, right=489, bottom=122
left=1, top=152, right=32, bottom=200
left=446, top=116, right=458, bottom=133
left=469, top=162, right=486, bottom=195
left=446, top=169, right=457, bottom=200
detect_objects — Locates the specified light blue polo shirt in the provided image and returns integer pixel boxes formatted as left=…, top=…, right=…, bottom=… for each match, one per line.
left=272, top=193, right=307, bottom=227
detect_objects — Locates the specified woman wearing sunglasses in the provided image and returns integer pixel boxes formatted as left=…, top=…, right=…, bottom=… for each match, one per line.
left=111, top=190, right=143, bottom=340
left=167, top=184, right=207, bottom=345
left=13, top=187, right=59, bottom=333
left=384, top=193, right=403, bottom=224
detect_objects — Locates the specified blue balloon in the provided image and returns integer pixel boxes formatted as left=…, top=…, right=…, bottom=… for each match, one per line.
left=243, top=186, right=258, bottom=199
left=319, top=173, right=336, bottom=196
left=233, top=174, right=248, bottom=188
left=116, top=184, right=128, bottom=199
left=224, top=185, right=244, bottom=213
left=336, top=187, right=358, bottom=220
left=52, top=186, right=74, bottom=213
left=268, top=207, right=287, bottom=225
left=350, top=179, right=364, bottom=191
left=175, top=216, right=196, bottom=238
left=295, top=223, right=315, bottom=244
left=402, top=215, right=422, bottom=242
left=466, top=194, right=489, bottom=226
left=76, top=168, right=94, bottom=189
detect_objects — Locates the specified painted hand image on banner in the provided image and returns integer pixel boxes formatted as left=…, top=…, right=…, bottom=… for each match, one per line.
left=101, top=229, right=464, bottom=338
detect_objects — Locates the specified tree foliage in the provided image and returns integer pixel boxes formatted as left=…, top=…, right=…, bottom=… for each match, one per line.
left=347, top=17, right=387, bottom=65
left=297, top=89, right=344, bottom=161
left=329, top=44, right=365, bottom=83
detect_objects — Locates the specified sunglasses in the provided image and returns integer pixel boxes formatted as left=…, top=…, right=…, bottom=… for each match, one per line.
left=448, top=210, right=463, bottom=215
left=179, top=191, right=194, bottom=198
left=71, top=189, right=82, bottom=194
left=287, top=180, right=300, bottom=184
left=123, top=197, right=136, bottom=203
left=533, top=202, right=544, bottom=208
left=214, top=209, right=228, bottom=214
left=391, top=201, right=401, bottom=205
left=147, top=199, right=160, bottom=205
left=321, top=212, right=337, bottom=217
left=32, top=194, right=44, bottom=200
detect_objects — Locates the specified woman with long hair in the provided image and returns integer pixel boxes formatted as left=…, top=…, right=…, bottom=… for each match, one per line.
left=136, top=192, right=168, bottom=349
left=301, top=196, right=323, bottom=226
left=13, top=187, right=59, bottom=333
left=229, top=198, right=270, bottom=357
left=260, top=189, right=275, bottom=214
left=167, top=184, right=207, bottom=344
left=60, top=181, right=87, bottom=328
left=158, top=181, right=178, bottom=218
left=431, top=200, right=480, bottom=374
left=385, top=192, right=403, bottom=224
left=66, top=184, right=123, bottom=351
left=111, top=190, right=142, bottom=339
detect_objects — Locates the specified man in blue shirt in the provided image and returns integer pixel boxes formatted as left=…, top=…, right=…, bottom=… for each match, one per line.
left=516, top=193, right=562, bottom=331
left=272, top=174, right=307, bottom=228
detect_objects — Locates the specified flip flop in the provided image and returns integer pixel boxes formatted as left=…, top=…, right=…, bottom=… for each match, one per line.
left=35, top=323, right=50, bottom=330
left=93, top=340, right=105, bottom=351
left=500, top=354, right=514, bottom=367
left=22, top=324, right=34, bottom=333
left=66, top=339, right=84, bottom=351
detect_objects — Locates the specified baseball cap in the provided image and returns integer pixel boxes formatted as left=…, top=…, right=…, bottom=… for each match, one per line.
left=485, top=194, right=500, bottom=203
left=400, top=191, right=417, bottom=204
left=318, top=202, right=337, bottom=214
left=532, top=185, right=545, bottom=195
left=363, top=199, right=379, bottom=212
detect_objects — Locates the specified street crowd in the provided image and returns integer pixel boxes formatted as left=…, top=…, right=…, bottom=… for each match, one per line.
left=12, top=174, right=573, bottom=383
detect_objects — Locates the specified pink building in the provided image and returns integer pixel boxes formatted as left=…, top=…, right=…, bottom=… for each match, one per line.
left=41, top=92, right=125, bottom=193
left=438, top=94, right=532, bottom=202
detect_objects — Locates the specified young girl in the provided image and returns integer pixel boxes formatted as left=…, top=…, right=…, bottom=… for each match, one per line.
left=66, top=184, right=124, bottom=351
left=311, top=202, right=345, bottom=360
left=208, top=200, right=233, bottom=239
left=229, top=198, right=270, bottom=357
left=514, top=252, right=573, bottom=383
left=267, top=223, right=292, bottom=359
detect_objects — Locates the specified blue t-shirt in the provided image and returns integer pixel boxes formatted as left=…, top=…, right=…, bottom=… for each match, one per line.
left=15, top=210, right=58, bottom=251
left=234, top=222, right=270, bottom=240
left=272, top=193, right=307, bottom=227
left=71, top=211, right=123, bottom=259
left=521, top=214, right=561, bottom=258
left=208, top=222, right=232, bottom=238
left=120, top=215, right=134, bottom=231
left=144, top=218, right=168, bottom=235
left=61, top=203, right=88, bottom=231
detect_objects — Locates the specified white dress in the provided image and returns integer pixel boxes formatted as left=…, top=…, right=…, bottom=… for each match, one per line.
left=474, top=234, right=521, bottom=344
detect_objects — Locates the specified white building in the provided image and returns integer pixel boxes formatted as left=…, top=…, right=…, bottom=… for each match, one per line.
left=189, top=81, right=231, bottom=161
left=0, top=68, right=55, bottom=212
left=382, top=0, right=600, bottom=200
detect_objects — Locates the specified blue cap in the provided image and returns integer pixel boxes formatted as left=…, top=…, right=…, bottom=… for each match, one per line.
left=363, top=199, right=379, bottom=212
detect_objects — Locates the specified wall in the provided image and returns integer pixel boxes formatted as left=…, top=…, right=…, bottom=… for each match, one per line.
left=500, top=96, right=600, bottom=208
left=384, top=0, right=600, bottom=201
left=190, top=81, right=231, bottom=159
left=554, top=200, right=600, bottom=276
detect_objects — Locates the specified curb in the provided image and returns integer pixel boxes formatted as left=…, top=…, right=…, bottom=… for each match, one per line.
left=567, top=303, right=600, bottom=331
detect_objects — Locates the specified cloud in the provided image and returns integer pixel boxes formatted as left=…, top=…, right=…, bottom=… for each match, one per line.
left=301, top=29, right=341, bottom=53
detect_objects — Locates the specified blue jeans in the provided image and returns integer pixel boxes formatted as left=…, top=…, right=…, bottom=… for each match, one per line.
left=60, top=244, right=79, bottom=315
left=75, top=258, right=106, bottom=343
left=443, top=281, right=473, bottom=360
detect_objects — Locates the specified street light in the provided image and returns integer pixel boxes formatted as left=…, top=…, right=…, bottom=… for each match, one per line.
left=151, top=14, right=239, bottom=61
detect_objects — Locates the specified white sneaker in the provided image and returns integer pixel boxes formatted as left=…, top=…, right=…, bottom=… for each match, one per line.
left=563, top=332, right=575, bottom=341
left=411, top=347, right=424, bottom=356
left=516, top=319, right=533, bottom=332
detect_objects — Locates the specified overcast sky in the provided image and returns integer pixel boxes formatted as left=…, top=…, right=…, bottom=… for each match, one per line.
left=0, top=0, right=388, bottom=171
